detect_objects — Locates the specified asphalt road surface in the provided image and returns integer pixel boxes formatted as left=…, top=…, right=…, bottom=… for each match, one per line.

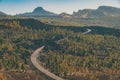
left=83, top=29, right=91, bottom=34
left=31, top=46, right=64, bottom=80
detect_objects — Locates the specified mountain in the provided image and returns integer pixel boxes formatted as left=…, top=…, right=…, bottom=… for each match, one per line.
left=98, top=6, right=120, bottom=16
left=73, top=6, right=120, bottom=18
left=59, top=12, right=71, bottom=18
left=0, top=11, right=7, bottom=17
left=17, top=7, right=57, bottom=17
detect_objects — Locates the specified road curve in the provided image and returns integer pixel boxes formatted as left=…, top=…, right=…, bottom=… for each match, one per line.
left=83, top=29, right=91, bottom=34
left=31, top=46, right=64, bottom=80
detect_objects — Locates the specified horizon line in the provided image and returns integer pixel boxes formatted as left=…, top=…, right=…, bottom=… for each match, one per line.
left=0, top=5, right=119, bottom=15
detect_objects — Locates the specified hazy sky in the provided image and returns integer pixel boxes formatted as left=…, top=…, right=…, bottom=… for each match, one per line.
left=0, top=0, right=120, bottom=15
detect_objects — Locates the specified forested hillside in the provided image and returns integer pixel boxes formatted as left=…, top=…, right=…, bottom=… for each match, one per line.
left=0, top=19, right=120, bottom=80
left=38, top=16, right=120, bottom=29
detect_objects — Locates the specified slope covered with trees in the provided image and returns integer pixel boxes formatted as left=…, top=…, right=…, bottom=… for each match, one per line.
left=0, top=19, right=120, bottom=80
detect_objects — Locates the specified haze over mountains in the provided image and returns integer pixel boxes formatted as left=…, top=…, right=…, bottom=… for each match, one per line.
left=15, top=6, right=120, bottom=18
left=0, top=6, right=120, bottom=18
left=73, top=6, right=120, bottom=18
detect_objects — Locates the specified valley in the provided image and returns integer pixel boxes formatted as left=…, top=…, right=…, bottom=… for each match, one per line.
left=0, top=19, right=120, bottom=80
left=0, top=5, right=120, bottom=80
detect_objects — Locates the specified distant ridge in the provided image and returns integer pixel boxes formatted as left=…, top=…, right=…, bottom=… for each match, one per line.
left=72, top=6, right=120, bottom=18
left=59, top=12, right=71, bottom=18
left=0, top=11, right=7, bottom=17
left=16, top=7, right=57, bottom=17
left=0, top=6, right=120, bottom=18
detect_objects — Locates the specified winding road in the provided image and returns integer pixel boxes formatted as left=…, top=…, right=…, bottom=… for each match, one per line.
left=31, top=29, right=91, bottom=80
left=31, top=46, right=64, bottom=80
left=83, top=29, right=91, bottom=34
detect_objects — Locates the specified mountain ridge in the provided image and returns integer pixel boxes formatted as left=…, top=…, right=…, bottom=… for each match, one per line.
left=16, top=7, right=57, bottom=17
left=0, top=6, right=120, bottom=18
left=72, top=6, right=120, bottom=18
left=0, top=11, right=7, bottom=17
